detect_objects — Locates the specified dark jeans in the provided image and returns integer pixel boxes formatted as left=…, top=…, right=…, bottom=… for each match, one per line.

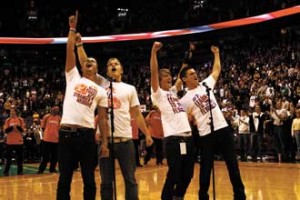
left=4, top=144, right=23, bottom=175
left=56, top=128, right=96, bottom=200
left=144, top=137, right=164, bottom=165
left=199, top=127, right=246, bottom=200
left=38, top=141, right=58, bottom=173
left=239, top=134, right=250, bottom=160
left=161, top=136, right=194, bottom=200
left=273, top=125, right=285, bottom=156
left=133, top=139, right=142, bottom=165
left=250, top=132, right=263, bottom=160
left=100, top=139, right=138, bottom=200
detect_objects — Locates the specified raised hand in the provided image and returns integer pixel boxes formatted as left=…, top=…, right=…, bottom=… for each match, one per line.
left=75, top=33, right=82, bottom=44
left=189, top=42, right=196, bottom=51
left=211, top=45, right=219, bottom=53
left=152, top=41, right=163, bottom=52
left=69, top=10, right=78, bottom=30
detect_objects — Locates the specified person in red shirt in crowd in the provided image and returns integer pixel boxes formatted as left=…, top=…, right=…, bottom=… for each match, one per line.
left=144, top=105, right=164, bottom=166
left=38, top=106, right=61, bottom=174
left=131, top=115, right=143, bottom=167
left=3, top=107, right=26, bottom=176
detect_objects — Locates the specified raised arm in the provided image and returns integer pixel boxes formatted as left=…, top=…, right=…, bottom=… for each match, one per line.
left=150, top=42, right=163, bottom=93
left=174, top=42, right=195, bottom=91
left=65, top=12, right=78, bottom=73
left=75, top=33, right=88, bottom=68
left=210, top=45, right=221, bottom=81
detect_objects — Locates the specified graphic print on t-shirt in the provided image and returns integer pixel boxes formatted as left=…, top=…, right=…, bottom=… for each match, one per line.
left=74, top=84, right=97, bottom=107
left=106, top=87, right=121, bottom=109
left=192, top=94, right=216, bottom=115
left=167, top=94, right=185, bottom=114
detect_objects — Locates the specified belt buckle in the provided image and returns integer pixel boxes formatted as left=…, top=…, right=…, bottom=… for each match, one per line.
left=70, top=127, right=77, bottom=132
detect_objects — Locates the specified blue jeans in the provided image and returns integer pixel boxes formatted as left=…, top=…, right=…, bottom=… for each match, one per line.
left=100, top=140, right=138, bottom=200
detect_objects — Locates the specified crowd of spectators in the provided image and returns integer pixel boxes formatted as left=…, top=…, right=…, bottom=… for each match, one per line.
left=0, top=0, right=298, bottom=37
left=0, top=0, right=299, bottom=163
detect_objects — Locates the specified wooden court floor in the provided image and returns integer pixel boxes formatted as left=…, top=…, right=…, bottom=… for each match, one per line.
left=0, top=160, right=299, bottom=200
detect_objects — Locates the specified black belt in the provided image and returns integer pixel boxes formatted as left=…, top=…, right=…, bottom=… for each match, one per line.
left=60, top=126, right=93, bottom=132
left=165, top=135, right=192, bottom=142
left=59, top=126, right=94, bottom=139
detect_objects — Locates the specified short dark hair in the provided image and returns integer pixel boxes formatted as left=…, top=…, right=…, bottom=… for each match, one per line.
left=179, top=66, right=194, bottom=82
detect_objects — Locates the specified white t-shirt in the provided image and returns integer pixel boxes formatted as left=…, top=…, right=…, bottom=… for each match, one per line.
left=61, top=67, right=108, bottom=129
left=151, top=86, right=191, bottom=138
left=180, top=75, right=227, bottom=136
left=101, top=80, right=140, bottom=138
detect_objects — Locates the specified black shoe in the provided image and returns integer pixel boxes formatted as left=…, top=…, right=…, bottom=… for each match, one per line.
left=3, top=172, right=9, bottom=176
left=17, top=172, right=23, bottom=175
left=49, top=170, right=58, bottom=173
left=143, top=160, right=149, bottom=165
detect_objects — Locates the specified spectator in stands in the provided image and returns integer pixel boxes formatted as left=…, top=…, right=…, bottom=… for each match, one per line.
left=292, top=109, right=300, bottom=160
left=37, top=106, right=61, bottom=174
left=144, top=105, right=164, bottom=166
left=270, top=99, right=288, bottom=162
left=234, top=108, right=250, bottom=162
left=3, top=107, right=26, bottom=176
left=249, top=105, right=267, bottom=162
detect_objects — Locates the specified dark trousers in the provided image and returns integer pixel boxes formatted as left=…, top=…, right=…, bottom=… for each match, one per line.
left=4, top=144, right=23, bottom=174
left=161, top=136, right=194, bottom=200
left=56, top=129, right=96, bottom=200
left=239, top=134, right=250, bottom=161
left=144, top=137, right=164, bottom=165
left=38, top=141, right=58, bottom=173
left=273, top=125, right=285, bottom=157
left=100, top=140, right=138, bottom=200
left=133, top=139, right=141, bottom=166
left=199, top=127, right=246, bottom=200
left=250, top=132, right=263, bottom=160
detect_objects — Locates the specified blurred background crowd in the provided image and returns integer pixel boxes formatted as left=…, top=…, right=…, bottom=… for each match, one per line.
left=0, top=0, right=299, bottom=164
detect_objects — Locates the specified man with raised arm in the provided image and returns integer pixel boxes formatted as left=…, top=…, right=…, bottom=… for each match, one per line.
left=56, top=13, right=109, bottom=200
left=150, top=41, right=195, bottom=200
left=179, top=46, right=246, bottom=200
left=75, top=33, right=153, bottom=200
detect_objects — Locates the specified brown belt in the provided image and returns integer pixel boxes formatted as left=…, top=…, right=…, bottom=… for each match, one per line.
left=109, top=137, right=131, bottom=143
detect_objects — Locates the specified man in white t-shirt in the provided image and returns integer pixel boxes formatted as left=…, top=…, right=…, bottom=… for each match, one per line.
left=76, top=36, right=153, bottom=200
left=179, top=46, right=246, bottom=200
left=150, top=41, right=194, bottom=200
left=57, top=13, right=109, bottom=200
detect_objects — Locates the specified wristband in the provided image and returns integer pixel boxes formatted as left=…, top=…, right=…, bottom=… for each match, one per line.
left=69, top=28, right=76, bottom=32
